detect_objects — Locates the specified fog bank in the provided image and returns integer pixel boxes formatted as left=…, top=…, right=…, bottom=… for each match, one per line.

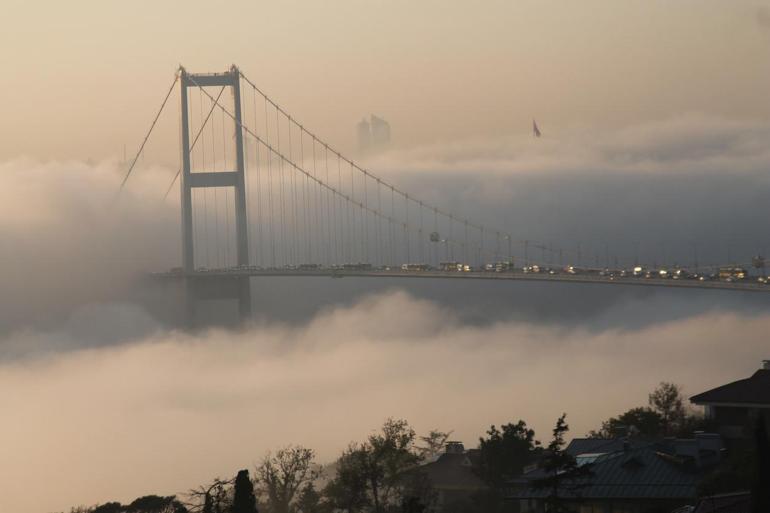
left=0, top=290, right=766, bottom=513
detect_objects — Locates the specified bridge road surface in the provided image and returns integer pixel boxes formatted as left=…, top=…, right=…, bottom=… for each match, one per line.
left=155, top=268, right=770, bottom=294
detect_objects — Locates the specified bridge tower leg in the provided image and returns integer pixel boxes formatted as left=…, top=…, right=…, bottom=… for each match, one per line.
left=179, top=66, right=251, bottom=325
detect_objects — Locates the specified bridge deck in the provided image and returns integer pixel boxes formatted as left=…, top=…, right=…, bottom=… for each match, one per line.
left=154, top=269, right=770, bottom=293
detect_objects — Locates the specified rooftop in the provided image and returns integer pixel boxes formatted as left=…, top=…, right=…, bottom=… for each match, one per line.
left=565, top=437, right=642, bottom=456
left=514, top=443, right=701, bottom=500
left=690, top=367, right=770, bottom=406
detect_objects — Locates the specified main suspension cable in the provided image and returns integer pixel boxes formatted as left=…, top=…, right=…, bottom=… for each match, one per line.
left=119, top=72, right=179, bottom=192
left=238, top=70, right=486, bottom=233
left=187, top=75, right=480, bottom=263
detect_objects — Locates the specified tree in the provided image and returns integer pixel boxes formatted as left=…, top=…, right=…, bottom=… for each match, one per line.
left=363, top=418, right=421, bottom=513
left=648, top=382, right=686, bottom=436
left=88, top=496, right=188, bottom=513
left=590, top=407, right=664, bottom=438
left=294, top=483, right=325, bottom=513
left=256, top=445, right=319, bottom=513
left=533, top=414, right=590, bottom=513
left=232, top=470, right=259, bottom=513
left=323, top=444, right=370, bottom=513
left=415, top=430, right=453, bottom=461
left=478, top=420, right=539, bottom=487
left=592, top=382, right=707, bottom=439
left=186, top=478, right=233, bottom=513
left=322, top=419, right=422, bottom=513
left=752, top=415, right=770, bottom=513
left=126, top=495, right=188, bottom=513
left=92, top=504, right=123, bottom=513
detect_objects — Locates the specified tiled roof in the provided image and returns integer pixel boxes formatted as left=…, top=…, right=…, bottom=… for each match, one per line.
left=566, top=438, right=642, bottom=456
left=690, top=369, right=770, bottom=405
left=514, top=444, right=699, bottom=500
left=693, top=491, right=751, bottom=513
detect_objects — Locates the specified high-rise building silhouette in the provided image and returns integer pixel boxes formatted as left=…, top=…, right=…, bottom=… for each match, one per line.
left=357, top=114, right=390, bottom=154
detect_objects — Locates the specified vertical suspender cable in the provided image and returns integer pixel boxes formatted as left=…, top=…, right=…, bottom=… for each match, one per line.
left=391, top=187, right=396, bottom=265
left=433, top=208, right=438, bottom=267
left=325, top=145, right=336, bottom=264
left=252, top=89, right=262, bottom=267
left=376, top=180, right=383, bottom=267
left=464, top=220, right=468, bottom=264
left=303, top=129, right=311, bottom=263
left=404, top=194, right=410, bottom=263
left=350, top=161, right=357, bottom=262
left=276, top=109, right=286, bottom=266
left=419, top=202, right=424, bottom=263
left=301, top=128, right=312, bottom=263
left=337, top=154, right=345, bottom=264
left=478, top=226, right=483, bottom=267
left=288, top=119, right=298, bottom=266
left=241, top=82, right=251, bottom=266
left=264, top=98, right=276, bottom=267
left=312, top=137, right=323, bottom=264
left=363, top=173, right=369, bottom=263
left=223, top=108, right=230, bottom=266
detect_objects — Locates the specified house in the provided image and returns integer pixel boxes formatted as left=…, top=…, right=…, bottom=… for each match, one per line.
left=413, top=441, right=488, bottom=512
left=690, top=360, right=770, bottom=442
left=690, top=491, right=751, bottom=513
left=510, top=435, right=723, bottom=513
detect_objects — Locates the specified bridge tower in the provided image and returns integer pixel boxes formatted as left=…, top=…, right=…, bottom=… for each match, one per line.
left=179, top=65, right=251, bottom=323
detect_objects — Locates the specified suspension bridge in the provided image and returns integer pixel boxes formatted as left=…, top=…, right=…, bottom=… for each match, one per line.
left=121, top=65, right=770, bottom=322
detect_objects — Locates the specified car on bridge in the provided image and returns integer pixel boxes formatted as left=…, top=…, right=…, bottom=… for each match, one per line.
left=342, top=263, right=373, bottom=271
left=439, top=261, right=463, bottom=272
left=401, top=263, right=431, bottom=272
left=718, top=266, right=747, bottom=281
left=495, top=261, right=514, bottom=272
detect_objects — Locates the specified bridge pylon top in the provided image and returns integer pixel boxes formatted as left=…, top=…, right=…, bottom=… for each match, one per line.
left=179, top=64, right=241, bottom=88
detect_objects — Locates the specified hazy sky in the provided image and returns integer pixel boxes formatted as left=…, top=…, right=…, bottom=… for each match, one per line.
left=2, top=0, right=770, bottom=161
left=2, top=2, right=770, bottom=512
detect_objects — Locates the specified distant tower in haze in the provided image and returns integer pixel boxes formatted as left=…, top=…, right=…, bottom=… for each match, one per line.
left=357, top=114, right=391, bottom=155
left=370, top=115, right=391, bottom=146
left=532, top=119, right=542, bottom=138
left=357, top=117, right=371, bottom=153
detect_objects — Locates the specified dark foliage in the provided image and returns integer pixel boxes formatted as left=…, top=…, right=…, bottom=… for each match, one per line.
left=256, top=445, right=318, bottom=513
left=232, top=470, right=259, bottom=513
left=478, top=420, right=539, bottom=487
left=295, top=482, right=325, bottom=513
left=592, top=383, right=706, bottom=439
left=752, top=415, right=770, bottom=513
left=92, top=503, right=124, bottom=513
left=323, top=444, right=371, bottom=513
left=533, top=414, right=591, bottom=513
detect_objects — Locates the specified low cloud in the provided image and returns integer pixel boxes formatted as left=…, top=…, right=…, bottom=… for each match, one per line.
left=0, top=290, right=767, bottom=513
left=368, top=115, right=770, bottom=176
left=0, top=157, right=178, bottom=335
left=1, top=115, right=770, bottom=349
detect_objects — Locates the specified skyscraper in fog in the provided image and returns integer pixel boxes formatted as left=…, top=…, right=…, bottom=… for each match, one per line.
left=357, top=117, right=371, bottom=153
left=370, top=115, right=390, bottom=146
left=357, top=114, right=390, bottom=155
